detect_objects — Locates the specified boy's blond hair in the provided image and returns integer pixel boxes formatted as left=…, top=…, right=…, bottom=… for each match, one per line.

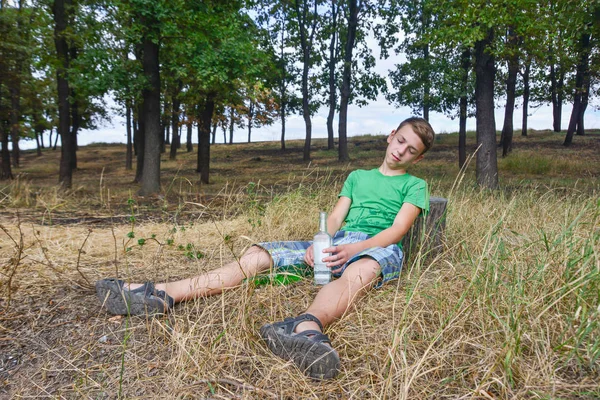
left=396, top=117, right=435, bottom=154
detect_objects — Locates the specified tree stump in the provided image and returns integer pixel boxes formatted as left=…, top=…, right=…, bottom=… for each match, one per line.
left=402, top=197, right=448, bottom=260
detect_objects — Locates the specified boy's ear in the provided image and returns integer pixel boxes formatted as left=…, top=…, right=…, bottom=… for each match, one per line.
left=412, top=154, right=425, bottom=164
left=386, top=130, right=396, bottom=143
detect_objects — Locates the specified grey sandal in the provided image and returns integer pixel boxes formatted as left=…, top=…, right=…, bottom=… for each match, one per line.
left=95, top=278, right=174, bottom=316
left=259, top=314, right=340, bottom=379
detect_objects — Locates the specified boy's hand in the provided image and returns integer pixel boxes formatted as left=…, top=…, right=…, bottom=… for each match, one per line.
left=304, top=245, right=314, bottom=267
left=324, top=243, right=360, bottom=273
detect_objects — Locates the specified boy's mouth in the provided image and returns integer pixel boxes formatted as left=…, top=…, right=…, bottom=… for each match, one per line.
left=391, top=154, right=401, bottom=162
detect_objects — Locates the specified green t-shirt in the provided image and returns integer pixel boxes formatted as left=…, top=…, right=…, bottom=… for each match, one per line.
left=338, top=169, right=429, bottom=244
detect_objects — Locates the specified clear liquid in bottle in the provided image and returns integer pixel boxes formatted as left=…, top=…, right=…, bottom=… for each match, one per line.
left=313, top=211, right=332, bottom=285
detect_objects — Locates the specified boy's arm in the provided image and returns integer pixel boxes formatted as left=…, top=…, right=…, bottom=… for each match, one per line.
left=304, top=196, right=351, bottom=267
left=323, top=202, right=422, bottom=271
left=326, top=196, right=351, bottom=235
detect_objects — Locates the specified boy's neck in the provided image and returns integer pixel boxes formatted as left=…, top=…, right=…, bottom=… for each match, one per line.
left=378, top=164, right=407, bottom=176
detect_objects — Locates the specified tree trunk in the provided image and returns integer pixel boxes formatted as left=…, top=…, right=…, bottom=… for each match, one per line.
left=186, top=121, right=193, bottom=152
left=247, top=119, right=252, bottom=143
left=211, top=119, right=218, bottom=145
left=9, top=82, right=20, bottom=168
left=197, top=93, right=215, bottom=184
left=521, top=58, right=530, bottom=136
left=458, top=47, right=469, bottom=169
left=69, top=43, right=79, bottom=170
left=474, top=29, right=498, bottom=189
left=169, top=80, right=182, bottom=160
left=247, top=100, right=254, bottom=143
left=229, top=107, right=234, bottom=144
left=126, top=100, right=133, bottom=170
left=69, top=93, right=79, bottom=170
left=178, top=124, right=182, bottom=148
left=326, top=0, right=338, bottom=150
left=35, top=128, right=42, bottom=156
left=422, top=44, right=430, bottom=121
left=132, top=111, right=138, bottom=156
left=47, top=127, right=52, bottom=149
left=280, top=100, right=286, bottom=150
left=402, top=197, right=447, bottom=259
left=139, top=33, right=161, bottom=195
left=564, top=31, right=590, bottom=146
left=0, top=126, right=12, bottom=180
left=134, top=94, right=145, bottom=183
left=53, top=0, right=73, bottom=189
left=295, top=0, right=317, bottom=162
left=338, top=0, right=359, bottom=162
left=550, top=58, right=564, bottom=133
left=8, top=0, right=25, bottom=169
left=279, top=109, right=287, bottom=148
left=53, top=128, right=60, bottom=150
left=160, top=98, right=169, bottom=153
left=576, top=79, right=589, bottom=136
left=500, top=29, right=518, bottom=157
left=278, top=21, right=287, bottom=151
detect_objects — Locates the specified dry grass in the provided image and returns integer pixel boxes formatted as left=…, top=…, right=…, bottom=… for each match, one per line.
left=1, top=131, right=599, bottom=398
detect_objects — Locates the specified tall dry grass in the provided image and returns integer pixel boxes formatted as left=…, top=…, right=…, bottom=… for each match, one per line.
left=1, top=172, right=598, bottom=398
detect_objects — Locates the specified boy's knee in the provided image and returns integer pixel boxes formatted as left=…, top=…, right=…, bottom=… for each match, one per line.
left=240, top=245, right=272, bottom=266
left=340, top=258, right=380, bottom=287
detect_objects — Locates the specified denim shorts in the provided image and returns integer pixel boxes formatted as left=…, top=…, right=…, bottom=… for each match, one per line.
left=257, top=230, right=404, bottom=288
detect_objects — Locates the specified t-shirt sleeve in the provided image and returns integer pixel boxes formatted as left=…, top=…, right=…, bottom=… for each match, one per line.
left=339, top=171, right=356, bottom=199
left=404, top=178, right=429, bottom=214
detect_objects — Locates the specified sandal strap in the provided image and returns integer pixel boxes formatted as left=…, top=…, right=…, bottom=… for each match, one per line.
left=156, top=289, right=174, bottom=309
left=293, top=329, right=332, bottom=345
left=295, top=313, right=324, bottom=331
left=271, top=313, right=324, bottom=336
left=132, top=281, right=155, bottom=294
left=126, top=281, right=174, bottom=310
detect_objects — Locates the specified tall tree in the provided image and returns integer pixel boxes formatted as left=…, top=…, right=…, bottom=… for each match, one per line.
left=458, top=47, right=471, bottom=169
left=520, top=56, right=531, bottom=136
left=337, top=0, right=359, bottom=162
left=426, top=0, right=547, bottom=188
left=52, top=0, right=75, bottom=188
left=8, top=0, right=26, bottom=168
left=169, top=80, right=182, bottom=160
left=384, top=0, right=473, bottom=168
left=563, top=28, right=591, bottom=146
left=322, top=0, right=340, bottom=150
left=138, top=10, right=162, bottom=195
left=294, top=0, right=320, bottom=162
left=336, top=0, right=384, bottom=161
left=474, top=29, right=498, bottom=189
left=178, top=2, right=273, bottom=183
left=255, top=1, right=300, bottom=151
left=0, top=1, right=15, bottom=179
left=499, top=27, right=520, bottom=157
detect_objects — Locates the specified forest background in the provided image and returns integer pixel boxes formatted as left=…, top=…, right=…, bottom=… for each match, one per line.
left=1, top=0, right=599, bottom=193
left=1, top=0, right=599, bottom=398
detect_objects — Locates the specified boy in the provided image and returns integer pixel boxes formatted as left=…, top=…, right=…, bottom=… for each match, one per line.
left=96, top=117, right=435, bottom=380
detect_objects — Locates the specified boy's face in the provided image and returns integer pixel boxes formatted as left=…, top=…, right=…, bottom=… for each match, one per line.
left=385, top=125, right=426, bottom=169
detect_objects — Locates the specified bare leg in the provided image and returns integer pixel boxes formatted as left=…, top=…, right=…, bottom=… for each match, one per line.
left=127, top=246, right=272, bottom=303
left=295, top=258, right=381, bottom=334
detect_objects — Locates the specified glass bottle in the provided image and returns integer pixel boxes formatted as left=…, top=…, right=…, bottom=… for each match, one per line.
left=313, top=211, right=332, bottom=285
